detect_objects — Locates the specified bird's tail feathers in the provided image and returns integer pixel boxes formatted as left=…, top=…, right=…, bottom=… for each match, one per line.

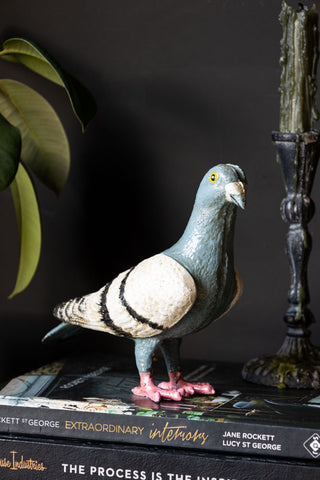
left=42, top=323, right=83, bottom=343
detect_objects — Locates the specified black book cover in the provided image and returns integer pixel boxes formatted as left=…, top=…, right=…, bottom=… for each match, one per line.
left=0, top=352, right=319, bottom=462
left=0, top=434, right=319, bottom=480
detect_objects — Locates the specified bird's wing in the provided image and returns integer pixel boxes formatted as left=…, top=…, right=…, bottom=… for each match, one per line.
left=53, top=288, right=112, bottom=334
left=53, top=253, right=197, bottom=339
left=215, top=267, right=243, bottom=322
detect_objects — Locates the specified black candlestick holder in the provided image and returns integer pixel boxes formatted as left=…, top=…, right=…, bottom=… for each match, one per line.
left=242, top=131, right=320, bottom=388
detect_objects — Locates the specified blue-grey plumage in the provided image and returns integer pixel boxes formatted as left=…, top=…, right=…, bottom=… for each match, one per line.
left=43, top=164, right=247, bottom=402
left=163, top=163, right=245, bottom=337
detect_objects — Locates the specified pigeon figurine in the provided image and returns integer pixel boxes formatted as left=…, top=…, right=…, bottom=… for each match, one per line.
left=43, top=164, right=247, bottom=402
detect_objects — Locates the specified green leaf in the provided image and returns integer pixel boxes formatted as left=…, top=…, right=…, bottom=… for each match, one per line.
left=9, top=163, right=42, bottom=298
left=0, top=37, right=97, bottom=131
left=0, top=79, right=70, bottom=195
left=0, top=112, right=21, bottom=191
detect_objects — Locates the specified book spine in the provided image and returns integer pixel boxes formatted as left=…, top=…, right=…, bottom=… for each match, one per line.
left=0, top=404, right=319, bottom=462
left=0, top=434, right=319, bottom=480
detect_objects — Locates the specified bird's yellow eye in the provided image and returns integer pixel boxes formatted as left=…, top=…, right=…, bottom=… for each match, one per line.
left=210, top=171, right=218, bottom=184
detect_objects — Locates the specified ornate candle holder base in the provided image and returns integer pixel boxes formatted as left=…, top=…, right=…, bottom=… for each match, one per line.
left=242, top=346, right=320, bottom=389
left=243, top=131, right=320, bottom=389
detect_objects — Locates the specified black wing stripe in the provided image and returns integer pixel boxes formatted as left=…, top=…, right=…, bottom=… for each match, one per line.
left=66, top=300, right=74, bottom=319
left=71, top=297, right=82, bottom=317
left=78, top=296, right=86, bottom=313
left=100, top=283, right=132, bottom=338
left=53, top=302, right=66, bottom=320
left=119, top=269, right=165, bottom=331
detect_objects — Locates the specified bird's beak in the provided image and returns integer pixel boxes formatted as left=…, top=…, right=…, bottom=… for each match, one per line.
left=225, top=182, right=246, bottom=209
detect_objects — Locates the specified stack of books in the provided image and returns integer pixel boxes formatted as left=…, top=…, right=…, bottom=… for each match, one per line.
left=0, top=352, right=319, bottom=479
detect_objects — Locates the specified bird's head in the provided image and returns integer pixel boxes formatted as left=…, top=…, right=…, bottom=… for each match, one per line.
left=196, top=164, right=247, bottom=210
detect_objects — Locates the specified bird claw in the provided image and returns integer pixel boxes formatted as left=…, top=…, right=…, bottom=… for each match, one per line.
left=132, top=372, right=215, bottom=403
left=158, top=372, right=215, bottom=398
left=132, top=372, right=183, bottom=402
left=132, top=385, right=182, bottom=402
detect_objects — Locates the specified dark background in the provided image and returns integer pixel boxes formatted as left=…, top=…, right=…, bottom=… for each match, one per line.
left=0, top=0, right=320, bottom=382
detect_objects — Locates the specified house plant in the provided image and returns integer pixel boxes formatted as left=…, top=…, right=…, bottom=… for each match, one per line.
left=0, top=37, right=96, bottom=298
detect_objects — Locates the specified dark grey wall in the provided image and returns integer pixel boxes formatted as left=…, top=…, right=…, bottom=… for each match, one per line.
left=0, top=0, right=320, bottom=381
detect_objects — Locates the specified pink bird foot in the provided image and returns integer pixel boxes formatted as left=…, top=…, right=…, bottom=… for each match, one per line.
left=158, top=371, right=215, bottom=397
left=132, top=372, right=184, bottom=402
